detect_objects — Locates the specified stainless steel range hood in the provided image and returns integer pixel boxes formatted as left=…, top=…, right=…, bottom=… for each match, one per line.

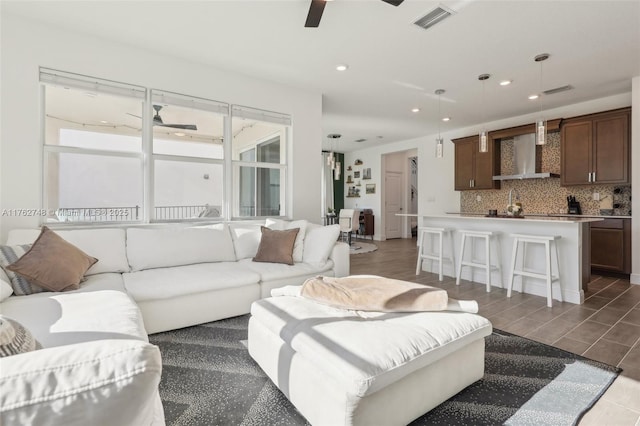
left=492, top=133, right=559, bottom=181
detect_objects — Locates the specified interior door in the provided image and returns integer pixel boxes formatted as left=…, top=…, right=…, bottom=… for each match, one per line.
left=385, top=171, right=403, bottom=239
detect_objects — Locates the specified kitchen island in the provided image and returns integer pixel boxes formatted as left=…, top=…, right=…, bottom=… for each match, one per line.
left=412, top=213, right=603, bottom=304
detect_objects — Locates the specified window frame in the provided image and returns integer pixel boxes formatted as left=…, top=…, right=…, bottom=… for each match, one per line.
left=39, top=68, right=292, bottom=225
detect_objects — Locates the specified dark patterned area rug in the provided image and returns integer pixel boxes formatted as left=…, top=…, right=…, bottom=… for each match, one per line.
left=149, top=315, right=620, bottom=426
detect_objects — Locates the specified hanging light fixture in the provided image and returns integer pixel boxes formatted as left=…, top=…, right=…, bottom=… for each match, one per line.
left=478, top=73, right=490, bottom=153
left=435, top=89, right=445, bottom=158
left=327, top=133, right=342, bottom=180
left=534, top=53, right=549, bottom=145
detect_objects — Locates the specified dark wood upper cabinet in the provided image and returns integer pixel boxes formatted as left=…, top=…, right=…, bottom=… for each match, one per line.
left=452, top=135, right=500, bottom=191
left=561, top=108, right=630, bottom=186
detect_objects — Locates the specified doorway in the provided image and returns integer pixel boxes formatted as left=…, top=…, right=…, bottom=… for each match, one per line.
left=382, top=149, right=418, bottom=240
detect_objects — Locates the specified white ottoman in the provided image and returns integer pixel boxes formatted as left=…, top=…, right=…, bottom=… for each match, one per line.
left=248, top=296, right=492, bottom=426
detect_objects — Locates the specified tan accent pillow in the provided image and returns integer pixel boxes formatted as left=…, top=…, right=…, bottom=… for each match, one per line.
left=6, top=227, right=98, bottom=292
left=252, top=227, right=299, bottom=265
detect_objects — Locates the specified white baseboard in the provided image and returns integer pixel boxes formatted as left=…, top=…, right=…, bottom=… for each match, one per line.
left=631, top=273, right=640, bottom=285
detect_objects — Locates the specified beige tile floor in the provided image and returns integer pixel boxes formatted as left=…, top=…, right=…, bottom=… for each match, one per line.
left=349, top=237, right=640, bottom=426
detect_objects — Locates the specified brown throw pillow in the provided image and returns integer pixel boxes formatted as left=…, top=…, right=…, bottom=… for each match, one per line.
left=6, top=226, right=98, bottom=292
left=252, top=226, right=299, bottom=265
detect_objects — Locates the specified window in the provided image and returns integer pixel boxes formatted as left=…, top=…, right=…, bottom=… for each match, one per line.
left=41, top=69, right=145, bottom=223
left=150, top=91, right=228, bottom=221
left=40, top=69, right=291, bottom=224
left=232, top=106, right=290, bottom=218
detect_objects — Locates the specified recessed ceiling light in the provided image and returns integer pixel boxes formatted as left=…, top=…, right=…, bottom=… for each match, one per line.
left=442, top=117, right=451, bottom=122
left=528, top=94, right=539, bottom=100
left=411, top=108, right=420, bottom=113
left=336, top=64, right=348, bottom=71
left=100, top=120, right=109, bottom=124
left=499, top=80, right=512, bottom=86
left=84, top=92, right=97, bottom=98
left=174, top=132, right=186, bottom=137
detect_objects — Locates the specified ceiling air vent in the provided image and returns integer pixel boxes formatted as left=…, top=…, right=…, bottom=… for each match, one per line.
left=543, top=85, right=573, bottom=95
left=414, top=5, right=455, bottom=30
left=355, top=138, right=367, bottom=143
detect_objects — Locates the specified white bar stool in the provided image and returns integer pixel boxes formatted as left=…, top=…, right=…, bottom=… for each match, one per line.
left=456, top=230, right=502, bottom=292
left=508, top=233, right=562, bottom=308
left=415, top=227, right=456, bottom=281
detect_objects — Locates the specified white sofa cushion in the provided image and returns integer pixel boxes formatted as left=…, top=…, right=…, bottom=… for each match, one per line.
left=240, top=258, right=334, bottom=282
left=0, top=280, right=12, bottom=302
left=303, top=224, right=341, bottom=264
left=123, top=262, right=261, bottom=302
left=126, top=225, right=236, bottom=271
left=251, top=296, right=492, bottom=397
left=0, top=275, right=146, bottom=348
left=0, top=339, right=162, bottom=426
left=6, top=228, right=129, bottom=275
left=229, top=223, right=262, bottom=260
left=265, top=219, right=307, bottom=263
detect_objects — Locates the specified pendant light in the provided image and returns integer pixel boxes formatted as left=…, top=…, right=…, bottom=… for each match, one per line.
left=478, top=73, right=490, bottom=153
left=327, top=133, right=342, bottom=180
left=534, top=53, right=549, bottom=145
left=435, top=89, right=445, bottom=158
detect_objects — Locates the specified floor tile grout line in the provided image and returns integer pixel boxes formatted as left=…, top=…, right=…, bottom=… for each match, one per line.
left=566, top=297, right=640, bottom=364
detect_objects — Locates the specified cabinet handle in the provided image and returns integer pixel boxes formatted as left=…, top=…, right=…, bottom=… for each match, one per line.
left=592, top=172, right=596, bottom=182
left=588, top=172, right=592, bottom=183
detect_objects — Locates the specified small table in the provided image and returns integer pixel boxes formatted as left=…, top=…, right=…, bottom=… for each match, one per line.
left=323, top=215, right=338, bottom=226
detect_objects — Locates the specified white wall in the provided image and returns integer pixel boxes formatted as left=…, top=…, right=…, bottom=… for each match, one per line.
left=346, top=92, right=633, bottom=242
left=0, top=13, right=322, bottom=240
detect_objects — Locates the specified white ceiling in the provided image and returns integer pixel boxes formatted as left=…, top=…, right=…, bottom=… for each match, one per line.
left=4, top=0, right=639, bottom=152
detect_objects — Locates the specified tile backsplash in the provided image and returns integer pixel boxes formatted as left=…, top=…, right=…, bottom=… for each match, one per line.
left=460, top=132, right=632, bottom=216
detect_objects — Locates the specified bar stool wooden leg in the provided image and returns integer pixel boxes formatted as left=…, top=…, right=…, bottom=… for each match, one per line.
left=545, top=240, right=553, bottom=308
left=485, top=235, right=491, bottom=292
left=456, top=233, right=466, bottom=285
left=415, top=229, right=424, bottom=275
left=448, top=230, right=457, bottom=279
left=493, top=234, right=503, bottom=289
left=553, top=240, right=563, bottom=303
left=507, top=236, right=519, bottom=298
left=438, top=232, right=444, bottom=281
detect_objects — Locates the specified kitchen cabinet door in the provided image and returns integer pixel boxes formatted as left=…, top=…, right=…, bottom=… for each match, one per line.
left=590, top=218, right=631, bottom=274
left=453, top=135, right=500, bottom=191
left=474, top=141, right=498, bottom=189
left=454, top=137, right=475, bottom=190
left=561, top=107, right=630, bottom=186
left=592, top=111, right=629, bottom=184
left=561, top=120, right=592, bottom=186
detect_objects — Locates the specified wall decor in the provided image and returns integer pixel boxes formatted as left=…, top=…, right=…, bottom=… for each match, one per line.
left=354, top=159, right=363, bottom=165
left=354, top=171, right=360, bottom=179
left=363, top=168, right=371, bottom=180
left=366, top=184, right=376, bottom=194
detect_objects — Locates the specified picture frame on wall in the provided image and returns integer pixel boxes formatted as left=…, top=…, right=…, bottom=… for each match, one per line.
left=363, top=168, right=371, bottom=180
left=366, top=184, right=375, bottom=194
left=354, top=171, right=361, bottom=179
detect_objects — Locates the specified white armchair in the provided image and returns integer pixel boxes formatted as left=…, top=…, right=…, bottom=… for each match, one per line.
left=339, top=209, right=360, bottom=245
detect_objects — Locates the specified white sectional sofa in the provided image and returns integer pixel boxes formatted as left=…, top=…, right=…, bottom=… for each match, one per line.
left=0, top=220, right=348, bottom=426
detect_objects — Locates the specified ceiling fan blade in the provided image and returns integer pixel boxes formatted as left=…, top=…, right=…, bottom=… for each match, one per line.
left=126, top=112, right=142, bottom=119
left=305, top=0, right=326, bottom=27
left=156, top=123, right=198, bottom=131
left=381, top=0, right=405, bottom=6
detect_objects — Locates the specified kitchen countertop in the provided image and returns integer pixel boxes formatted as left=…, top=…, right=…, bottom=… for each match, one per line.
left=441, top=212, right=603, bottom=223
left=448, top=212, right=631, bottom=219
